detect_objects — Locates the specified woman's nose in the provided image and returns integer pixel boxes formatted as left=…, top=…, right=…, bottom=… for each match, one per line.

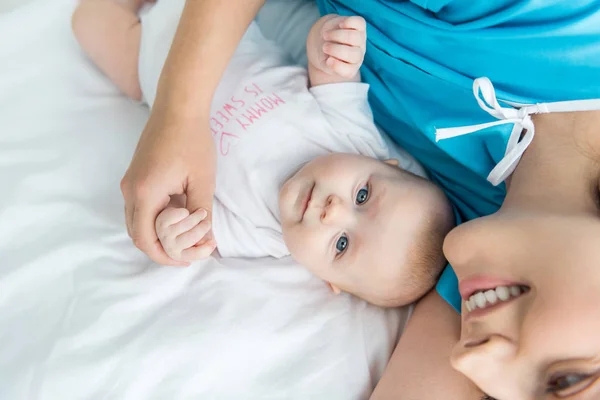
left=443, top=221, right=479, bottom=267
left=451, top=335, right=524, bottom=400
left=320, top=195, right=348, bottom=225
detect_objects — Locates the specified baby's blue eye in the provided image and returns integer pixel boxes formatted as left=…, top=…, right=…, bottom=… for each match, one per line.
left=355, top=185, right=369, bottom=205
left=336, top=234, right=348, bottom=254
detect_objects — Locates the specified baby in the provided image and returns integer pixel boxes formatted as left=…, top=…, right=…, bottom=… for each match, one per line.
left=72, top=0, right=453, bottom=306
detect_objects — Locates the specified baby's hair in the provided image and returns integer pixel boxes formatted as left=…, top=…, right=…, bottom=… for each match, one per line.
left=399, top=202, right=454, bottom=304
left=375, top=183, right=455, bottom=308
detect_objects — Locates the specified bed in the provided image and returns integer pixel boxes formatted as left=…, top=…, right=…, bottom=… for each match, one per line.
left=0, top=0, right=409, bottom=398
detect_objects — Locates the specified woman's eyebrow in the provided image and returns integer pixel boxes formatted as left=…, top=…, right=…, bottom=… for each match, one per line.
left=538, top=357, right=600, bottom=397
left=543, top=356, right=600, bottom=373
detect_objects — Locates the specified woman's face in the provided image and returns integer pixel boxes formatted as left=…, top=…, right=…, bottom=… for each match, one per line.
left=444, top=208, right=600, bottom=400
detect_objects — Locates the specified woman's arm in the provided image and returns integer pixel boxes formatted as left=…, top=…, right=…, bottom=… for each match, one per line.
left=121, top=0, right=265, bottom=265
left=370, top=290, right=485, bottom=400
left=155, top=0, right=264, bottom=115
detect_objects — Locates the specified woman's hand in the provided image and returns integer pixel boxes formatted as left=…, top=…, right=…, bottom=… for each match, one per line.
left=121, top=109, right=216, bottom=266
left=120, top=0, right=264, bottom=265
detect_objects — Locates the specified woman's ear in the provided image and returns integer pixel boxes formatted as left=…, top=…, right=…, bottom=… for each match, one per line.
left=384, top=159, right=399, bottom=167
left=327, top=282, right=342, bottom=295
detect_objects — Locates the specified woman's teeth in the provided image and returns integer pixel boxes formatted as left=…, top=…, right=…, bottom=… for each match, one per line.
left=464, top=285, right=528, bottom=312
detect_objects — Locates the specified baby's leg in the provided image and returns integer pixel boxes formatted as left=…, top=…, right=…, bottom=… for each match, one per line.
left=72, top=0, right=147, bottom=100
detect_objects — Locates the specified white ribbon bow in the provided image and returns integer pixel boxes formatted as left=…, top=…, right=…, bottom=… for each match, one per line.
left=435, top=77, right=600, bottom=186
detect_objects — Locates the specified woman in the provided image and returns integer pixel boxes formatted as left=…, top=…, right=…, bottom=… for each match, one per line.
left=120, top=0, right=600, bottom=398
left=313, top=1, right=600, bottom=399
left=446, top=109, right=600, bottom=399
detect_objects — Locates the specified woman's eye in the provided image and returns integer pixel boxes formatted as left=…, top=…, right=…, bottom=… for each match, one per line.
left=547, top=373, right=595, bottom=396
left=355, top=185, right=369, bottom=205
left=335, top=234, right=348, bottom=254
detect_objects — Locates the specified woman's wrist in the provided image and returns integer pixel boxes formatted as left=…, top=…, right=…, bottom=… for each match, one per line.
left=153, top=77, right=212, bottom=122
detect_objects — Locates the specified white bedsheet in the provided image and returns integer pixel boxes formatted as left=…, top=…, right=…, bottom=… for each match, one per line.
left=0, top=1, right=409, bottom=399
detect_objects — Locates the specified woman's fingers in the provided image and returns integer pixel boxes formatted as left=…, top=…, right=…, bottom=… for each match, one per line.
left=122, top=176, right=187, bottom=266
left=133, top=201, right=187, bottom=266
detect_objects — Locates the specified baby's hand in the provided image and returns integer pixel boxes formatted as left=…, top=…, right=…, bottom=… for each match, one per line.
left=316, top=16, right=367, bottom=79
left=155, top=207, right=216, bottom=263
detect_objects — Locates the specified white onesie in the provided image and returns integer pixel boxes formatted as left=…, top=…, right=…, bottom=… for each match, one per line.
left=139, top=2, right=400, bottom=259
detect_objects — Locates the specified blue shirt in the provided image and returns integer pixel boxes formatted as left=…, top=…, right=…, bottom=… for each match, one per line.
left=315, top=0, right=600, bottom=312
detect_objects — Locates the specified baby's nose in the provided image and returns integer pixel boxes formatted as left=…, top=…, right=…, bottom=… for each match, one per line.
left=320, top=195, right=348, bottom=225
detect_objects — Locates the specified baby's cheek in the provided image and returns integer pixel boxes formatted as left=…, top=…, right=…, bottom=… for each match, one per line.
left=284, top=227, right=308, bottom=261
left=285, top=227, right=321, bottom=270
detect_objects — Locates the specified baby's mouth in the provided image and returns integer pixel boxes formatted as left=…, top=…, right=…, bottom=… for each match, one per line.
left=299, top=183, right=314, bottom=222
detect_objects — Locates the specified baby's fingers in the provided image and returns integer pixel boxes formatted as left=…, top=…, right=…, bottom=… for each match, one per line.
left=323, top=28, right=365, bottom=47
left=170, top=208, right=208, bottom=237
left=176, top=219, right=212, bottom=250
left=325, top=57, right=359, bottom=79
left=339, top=16, right=366, bottom=32
left=323, top=42, right=364, bottom=65
left=180, top=240, right=217, bottom=262
left=156, top=207, right=190, bottom=234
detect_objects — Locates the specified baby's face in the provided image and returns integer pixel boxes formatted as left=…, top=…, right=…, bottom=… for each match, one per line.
left=279, top=153, right=440, bottom=302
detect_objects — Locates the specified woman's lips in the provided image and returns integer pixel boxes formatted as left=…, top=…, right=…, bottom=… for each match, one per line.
left=463, top=296, right=519, bottom=321
left=459, top=276, right=524, bottom=300
left=459, top=276, right=530, bottom=321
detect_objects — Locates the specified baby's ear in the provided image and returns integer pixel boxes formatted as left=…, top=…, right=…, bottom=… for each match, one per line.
left=384, top=159, right=399, bottom=167
left=327, top=282, right=342, bottom=295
